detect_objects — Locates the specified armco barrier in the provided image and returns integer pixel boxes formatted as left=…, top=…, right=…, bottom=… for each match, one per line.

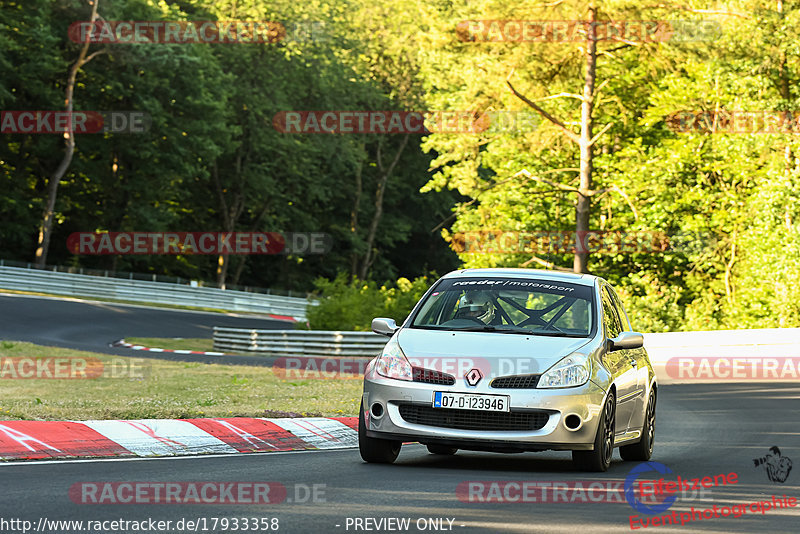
left=0, top=265, right=310, bottom=319
left=213, top=328, right=386, bottom=357
left=644, top=328, right=800, bottom=384
left=213, top=326, right=800, bottom=385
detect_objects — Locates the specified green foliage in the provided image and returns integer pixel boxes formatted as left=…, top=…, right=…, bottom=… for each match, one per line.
left=3, top=0, right=800, bottom=332
left=413, top=0, right=800, bottom=331
left=0, top=0, right=458, bottom=290
left=306, top=272, right=433, bottom=331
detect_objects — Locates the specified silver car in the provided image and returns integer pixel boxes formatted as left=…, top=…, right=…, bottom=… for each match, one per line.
left=358, top=268, right=656, bottom=471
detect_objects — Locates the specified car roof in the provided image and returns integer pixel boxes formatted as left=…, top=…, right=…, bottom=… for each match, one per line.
left=441, top=268, right=600, bottom=287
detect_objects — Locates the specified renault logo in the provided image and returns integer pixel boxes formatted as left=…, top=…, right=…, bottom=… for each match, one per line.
left=466, top=368, right=482, bottom=386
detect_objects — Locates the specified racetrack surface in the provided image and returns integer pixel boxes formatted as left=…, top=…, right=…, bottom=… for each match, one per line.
left=1, top=293, right=798, bottom=532
left=1, top=384, right=798, bottom=533
left=0, top=292, right=287, bottom=366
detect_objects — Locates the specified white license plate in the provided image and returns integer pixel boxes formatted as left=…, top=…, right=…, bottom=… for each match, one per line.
left=432, top=392, right=510, bottom=412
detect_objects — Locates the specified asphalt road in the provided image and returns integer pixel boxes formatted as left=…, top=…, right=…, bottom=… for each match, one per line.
left=1, top=383, right=799, bottom=533
left=1, top=292, right=798, bottom=533
left=0, top=293, right=287, bottom=366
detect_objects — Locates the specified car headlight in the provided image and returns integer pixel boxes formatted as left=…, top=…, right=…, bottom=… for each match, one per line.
left=375, top=338, right=413, bottom=381
left=538, top=352, right=590, bottom=388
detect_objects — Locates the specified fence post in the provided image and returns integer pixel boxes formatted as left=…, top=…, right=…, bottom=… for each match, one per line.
left=249, top=330, right=259, bottom=352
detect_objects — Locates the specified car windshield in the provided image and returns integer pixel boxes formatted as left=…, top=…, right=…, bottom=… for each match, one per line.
left=410, top=277, right=594, bottom=337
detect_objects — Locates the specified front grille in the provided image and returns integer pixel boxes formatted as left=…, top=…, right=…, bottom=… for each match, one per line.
left=491, top=374, right=541, bottom=389
left=412, top=367, right=456, bottom=385
left=397, top=404, right=550, bottom=431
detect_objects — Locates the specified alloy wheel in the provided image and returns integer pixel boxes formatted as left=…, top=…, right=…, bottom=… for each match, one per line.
left=602, top=397, right=614, bottom=465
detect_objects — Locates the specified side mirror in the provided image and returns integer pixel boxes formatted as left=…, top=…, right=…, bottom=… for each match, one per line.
left=609, top=331, right=644, bottom=351
left=371, top=317, right=399, bottom=337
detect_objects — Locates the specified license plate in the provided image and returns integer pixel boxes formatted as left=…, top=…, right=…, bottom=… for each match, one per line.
left=433, top=392, right=510, bottom=412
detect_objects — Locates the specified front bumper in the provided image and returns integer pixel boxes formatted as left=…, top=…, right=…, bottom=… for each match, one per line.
left=362, top=371, right=608, bottom=452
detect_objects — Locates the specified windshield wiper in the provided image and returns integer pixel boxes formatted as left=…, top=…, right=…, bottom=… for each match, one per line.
left=449, top=325, right=587, bottom=337
left=526, top=330, right=587, bottom=338
left=451, top=325, right=537, bottom=335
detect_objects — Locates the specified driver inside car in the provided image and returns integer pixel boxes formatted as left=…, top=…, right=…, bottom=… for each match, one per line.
left=455, top=291, right=496, bottom=324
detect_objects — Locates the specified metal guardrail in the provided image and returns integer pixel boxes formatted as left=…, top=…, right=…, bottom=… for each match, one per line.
left=214, top=327, right=800, bottom=385
left=0, top=265, right=310, bottom=319
left=644, top=328, right=800, bottom=384
left=213, top=328, right=386, bottom=357
left=0, top=259, right=305, bottom=296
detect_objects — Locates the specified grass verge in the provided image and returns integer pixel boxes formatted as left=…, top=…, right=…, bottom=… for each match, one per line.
left=0, top=340, right=361, bottom=420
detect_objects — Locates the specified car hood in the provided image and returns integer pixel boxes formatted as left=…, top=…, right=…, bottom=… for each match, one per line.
left=397, top=327, right=592, bottom=378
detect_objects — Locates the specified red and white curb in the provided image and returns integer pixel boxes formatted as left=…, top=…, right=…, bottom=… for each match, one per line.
left=111, top=339, right=227, bottom=356
left=266, top=313, right=304, bottom=323
left=0, top=417, right=357, bottom=461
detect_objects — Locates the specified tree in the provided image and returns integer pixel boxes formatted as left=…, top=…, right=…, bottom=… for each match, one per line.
left=505, top=3, right=608, bottom=273
left=34, top=0, right=105, bottom=267
left=420, top=0, right=686, bottom=274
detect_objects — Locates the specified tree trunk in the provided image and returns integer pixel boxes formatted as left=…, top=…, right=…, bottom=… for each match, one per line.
left=359, top=135, right=409, bottom=280
left=35, top=0, right=104, bottom=267
left=230, top=202, right=271, bottom=287
left=776, top=0, right=794, bottom=171
left=574, top=4, right=598, bottom=274
left=213, top=158, right=244, bottom=290
left=216, top=254, right=229, bottom=289
left=35, top=162, right=71, bottom=267
left=349, top=154, right=364, bottom=278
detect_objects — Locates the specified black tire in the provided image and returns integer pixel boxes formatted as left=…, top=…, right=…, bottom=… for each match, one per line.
left=620, top=389, right=656, bottom=461
left=358, top=401, right=401, bottom=464
left=572, top=391, right=615, bottom=472
left=426, top=444, right=458, bottom=455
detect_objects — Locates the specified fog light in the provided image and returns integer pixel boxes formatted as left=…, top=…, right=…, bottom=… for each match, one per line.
left=564, top=414, right=582, bottom=431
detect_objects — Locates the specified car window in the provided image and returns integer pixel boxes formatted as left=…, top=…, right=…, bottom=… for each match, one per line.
left=540, top=297, right=590, bottom=331
left=410, top=277, right=595, bottom=337
left=600, top=286, right=622, bottom=338
left=608, top=287, right=632, bottom=331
